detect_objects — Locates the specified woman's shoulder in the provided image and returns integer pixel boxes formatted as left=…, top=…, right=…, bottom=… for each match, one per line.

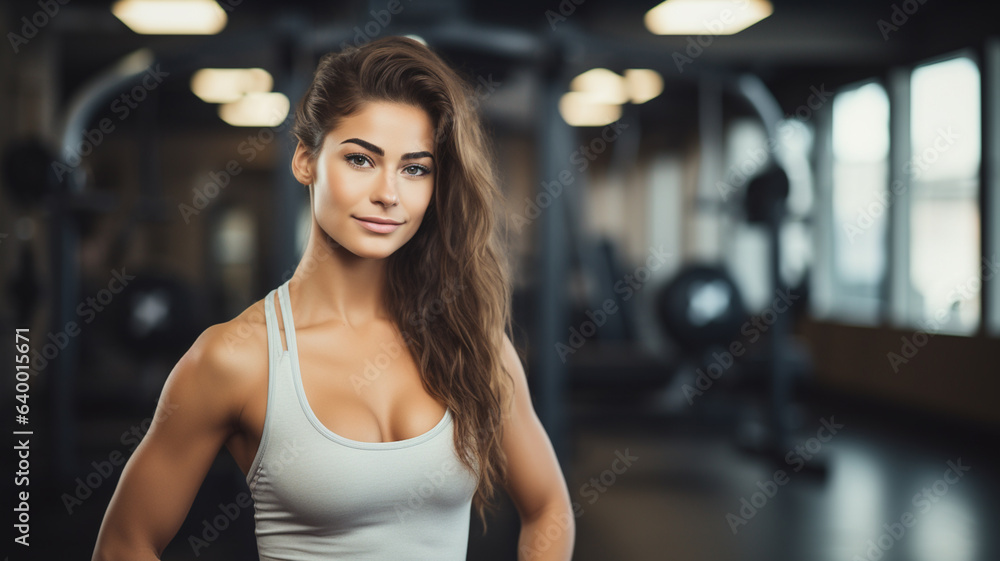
left=173, top=297, right=271, bottom=394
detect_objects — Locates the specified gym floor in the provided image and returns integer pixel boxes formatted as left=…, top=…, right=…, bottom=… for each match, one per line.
left=470, top=389, right=999, bottom=561
left=562, top=394, right=998, bottom=561
left=30, top=386, right=997, bottom=561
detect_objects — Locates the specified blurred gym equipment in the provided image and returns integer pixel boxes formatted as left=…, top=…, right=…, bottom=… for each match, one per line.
left=560, top=74, right=817, bottom=470
left=656, top=264, right=748, bottom=354
left=2, top=138, right=54, bottom=326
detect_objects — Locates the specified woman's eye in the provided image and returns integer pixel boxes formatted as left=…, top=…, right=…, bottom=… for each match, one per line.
left=404, top=165, right=429, bottom=176
left=346, top=154, right=371, bottom=168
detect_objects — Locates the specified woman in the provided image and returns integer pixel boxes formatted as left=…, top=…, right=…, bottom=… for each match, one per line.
left=92, top=36, right=574, bottom=560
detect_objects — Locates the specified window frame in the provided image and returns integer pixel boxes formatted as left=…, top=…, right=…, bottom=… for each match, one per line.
left=891, top=48, right=983, bottom=335
left=814, top=46, right=997, bottom=338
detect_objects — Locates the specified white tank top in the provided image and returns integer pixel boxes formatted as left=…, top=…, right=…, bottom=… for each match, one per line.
left=246, top=280, right=478, bottom=560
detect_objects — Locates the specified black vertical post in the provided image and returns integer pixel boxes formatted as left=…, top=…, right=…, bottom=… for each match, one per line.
left=533, top=75, right=574, bottom=469
left=271, top=37, right=310, bottom=288
left=767, top=199, right=791, bottom=457
left=979, top=40, right=998, bottom=337
left=49, top=179, right=79, bottom=481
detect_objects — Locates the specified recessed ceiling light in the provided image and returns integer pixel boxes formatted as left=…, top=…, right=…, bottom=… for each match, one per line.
left=112, top=0, right=227, bottom=35
left=559, top=92, right=623, bottom=127
left=570, top=68, right=629, bottom=105
left=218, top=92, right=290, bottom=127
left=191, top=68, right=273, bottom=103
left=624, top=69, right=664, bottom=104
left=645, top=0, right=772, bottom=35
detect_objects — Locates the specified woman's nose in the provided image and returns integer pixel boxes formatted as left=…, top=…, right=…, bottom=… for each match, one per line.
left=373, top=172, right=399, bottom=207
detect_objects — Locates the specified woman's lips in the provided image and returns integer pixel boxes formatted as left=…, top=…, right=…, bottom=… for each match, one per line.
left=354, top=217, right=400, bottom=233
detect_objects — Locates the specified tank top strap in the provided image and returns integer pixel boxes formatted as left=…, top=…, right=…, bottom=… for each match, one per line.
left=277, top=280, right=300, bottom=360
left=263, top=286, right=284, bottom=368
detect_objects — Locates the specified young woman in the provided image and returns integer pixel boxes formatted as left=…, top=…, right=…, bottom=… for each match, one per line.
left=92, top=36, right=574, bottom=560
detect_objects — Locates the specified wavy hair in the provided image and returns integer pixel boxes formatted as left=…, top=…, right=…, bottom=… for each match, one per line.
left=290, top=36, right=515, bottom=531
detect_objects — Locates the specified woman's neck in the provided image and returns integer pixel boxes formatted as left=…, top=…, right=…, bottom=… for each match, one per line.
left=287, top=227, right=391, bottom=330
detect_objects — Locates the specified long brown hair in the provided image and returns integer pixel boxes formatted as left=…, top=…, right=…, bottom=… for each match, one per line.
left=290, top=36, right=515, bottom=531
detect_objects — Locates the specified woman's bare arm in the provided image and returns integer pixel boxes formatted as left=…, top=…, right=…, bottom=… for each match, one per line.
left=92, top=322, right=259, bottom=561
left=498, top=334, right=576, bottom=561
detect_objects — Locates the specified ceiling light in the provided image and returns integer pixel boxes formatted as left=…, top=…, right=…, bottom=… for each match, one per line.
left=645, top=0, right=772, bottom=35
left=569, top=68, right=629, bottom=104
left=218, top=92, right=290, bottom=127
left=559, top=92, right=623, bottom=127
left=112, top=0, right=227, bottom=35
left=191, top=68, right=273, bottom=103
left=624, top=69, right=664, bottom=103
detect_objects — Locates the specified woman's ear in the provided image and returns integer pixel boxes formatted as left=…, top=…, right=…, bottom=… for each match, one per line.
left=291, top=141, right=315, bottom=186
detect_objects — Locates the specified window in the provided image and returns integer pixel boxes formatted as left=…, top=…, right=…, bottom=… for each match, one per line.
left=213, top=207, right=257, bottom=317
left=815, top=51, right=993, bottom=336
left=829, top=82, right=891, bottom=324
left=906, top=56, right=981, bottom=335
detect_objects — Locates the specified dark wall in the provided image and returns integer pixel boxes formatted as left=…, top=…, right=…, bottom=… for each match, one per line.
left=801, top=319, right=1000, bottom=428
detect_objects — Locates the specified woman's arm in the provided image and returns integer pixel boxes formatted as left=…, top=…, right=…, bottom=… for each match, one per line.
left=499, top=334, right=575, bottom=561
left=92, top=323, right=256, bottom=561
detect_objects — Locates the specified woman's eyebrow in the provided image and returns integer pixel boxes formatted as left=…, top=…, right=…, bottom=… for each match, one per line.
left=340, top=137, right=383, bottom=156
left=340, top=137, right=433, bottom=161
left=401, top=150, right=434, bottom=161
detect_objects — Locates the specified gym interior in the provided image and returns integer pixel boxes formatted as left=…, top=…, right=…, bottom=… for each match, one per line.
left=2, top=0, right=998, bottom=560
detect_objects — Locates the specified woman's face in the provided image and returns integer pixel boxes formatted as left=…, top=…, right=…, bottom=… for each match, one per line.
left=293, top=101, right=436, bottom=260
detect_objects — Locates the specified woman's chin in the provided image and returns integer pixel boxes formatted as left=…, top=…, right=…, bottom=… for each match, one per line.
left=317, top=230, right=387, bottom=259
left=340, top=241, right=401, bottom=261
left=353, top=249, right=395, bottom=260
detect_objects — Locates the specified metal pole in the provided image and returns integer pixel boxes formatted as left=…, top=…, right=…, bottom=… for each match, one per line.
left=533, top=75, right=574, bottom=469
